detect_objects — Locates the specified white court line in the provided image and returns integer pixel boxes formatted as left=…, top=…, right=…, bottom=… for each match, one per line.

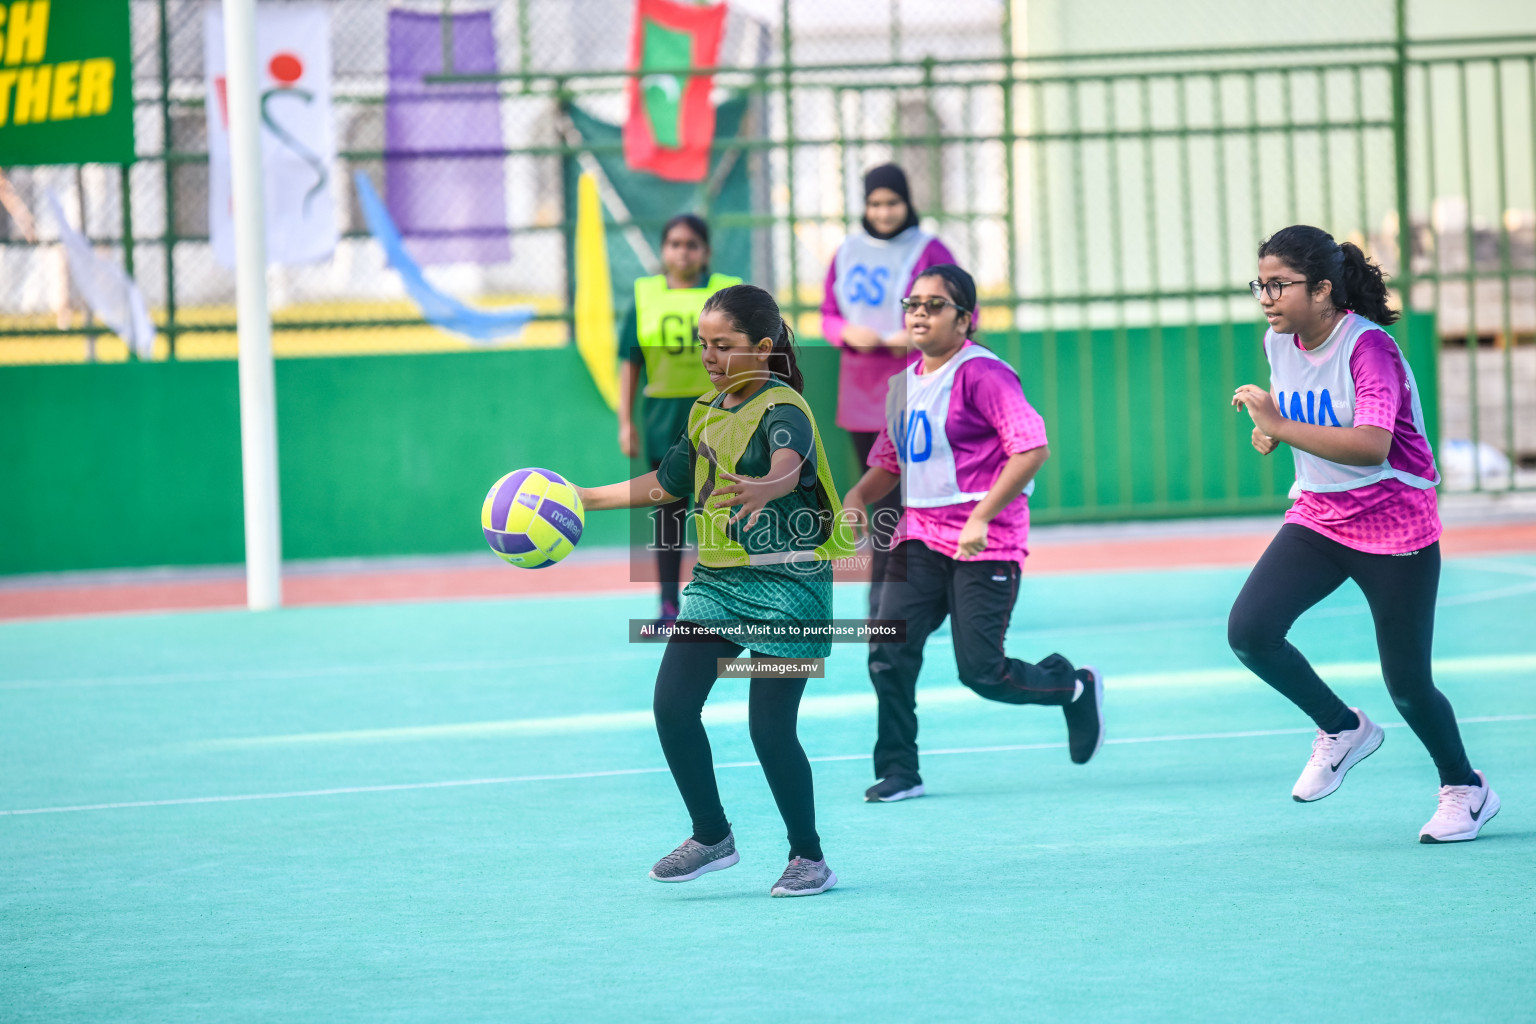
left=181, top=652, right=1536, bottom=750
left=4, top=575, right=1534, bottom=693
left=1438, top=580, right=1536, bottom=607
left=1454, top=558, right=1536, bottom=580
left=0, top=650, right=659, bottom=692
left=4, top=714, right=1532, bottom=818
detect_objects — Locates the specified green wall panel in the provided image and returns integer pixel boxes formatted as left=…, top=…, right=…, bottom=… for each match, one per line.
left=1, top=348, right=635, bottom=574
left=271, top=348, right=636, bottom=561
left=1, top=360, right=244, bottom=572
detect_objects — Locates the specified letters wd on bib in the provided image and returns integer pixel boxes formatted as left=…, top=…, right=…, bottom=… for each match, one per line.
left=203, top=4, right=338, bottom=269
left=889, top=345, right=1035, bottom=506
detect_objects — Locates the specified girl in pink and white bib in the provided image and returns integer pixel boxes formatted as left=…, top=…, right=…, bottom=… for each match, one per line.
left=842, top=264, right=1105, bottom=803
left=1230, top=225, right=1498, bottom=843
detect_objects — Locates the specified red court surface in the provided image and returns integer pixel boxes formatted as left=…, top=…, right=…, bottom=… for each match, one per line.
left=5, top=519, right=1535, bottom=623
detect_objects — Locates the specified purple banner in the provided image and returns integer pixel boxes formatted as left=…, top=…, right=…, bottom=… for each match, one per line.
left=385, top=11, right=511, bottom=265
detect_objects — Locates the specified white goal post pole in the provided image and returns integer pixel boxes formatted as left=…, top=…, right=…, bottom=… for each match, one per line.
left=223, top=0, right=283, bottom=610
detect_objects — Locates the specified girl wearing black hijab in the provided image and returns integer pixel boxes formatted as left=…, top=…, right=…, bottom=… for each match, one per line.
left=820, top=164, right=958, bottom=618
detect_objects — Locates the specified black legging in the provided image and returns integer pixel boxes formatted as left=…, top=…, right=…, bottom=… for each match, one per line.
left=1228, top=523, right=1473, bottom=787
left=651, top=495, right=688, bottom=607
left=851, top=430, right=903, bottom=619
left=646, top=458, right=688, bottom=607
left=653, top=629, right=823, bottom=861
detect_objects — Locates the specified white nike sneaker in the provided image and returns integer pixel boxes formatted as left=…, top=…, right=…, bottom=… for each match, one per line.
left=1291, top=707, right=1385, bottom=802
left=1419, top=770, right=1500, bottom=843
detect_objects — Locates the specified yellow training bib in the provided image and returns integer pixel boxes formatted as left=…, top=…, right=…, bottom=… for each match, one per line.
left=634, top=273, right=742, bottom=398
left=686, top=384, right=856, bottom=569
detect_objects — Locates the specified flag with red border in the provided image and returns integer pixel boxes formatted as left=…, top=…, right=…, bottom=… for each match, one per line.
left=622, top=0, right=726, bottom=182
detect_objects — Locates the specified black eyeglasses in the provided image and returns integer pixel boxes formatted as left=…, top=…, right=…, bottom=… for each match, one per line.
left=1249, top=279, right=1310, bottom=301
left=901, top=297, right=962, bottom=314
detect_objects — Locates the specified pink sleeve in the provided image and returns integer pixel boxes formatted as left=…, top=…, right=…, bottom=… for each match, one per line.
left=906, top=237, right=957, bottom=286
left=965, top=359, right=1048, bottom=454
left=820, top=258, right=847, bottom=347
left=869, top=426, right=901, bottom=474
left=1349, top=331, right=1405, bottom=432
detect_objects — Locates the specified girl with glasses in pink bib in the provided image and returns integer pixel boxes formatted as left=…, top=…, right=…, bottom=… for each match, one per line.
left=842, top=264, right=1106, bottom=803
left=1230, top=225, right=1498, bottom=843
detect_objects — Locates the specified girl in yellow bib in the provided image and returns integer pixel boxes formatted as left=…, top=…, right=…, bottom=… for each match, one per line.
left=578, top=284, right=854, bottom=898
left=617, top=214, right=742, bottom=626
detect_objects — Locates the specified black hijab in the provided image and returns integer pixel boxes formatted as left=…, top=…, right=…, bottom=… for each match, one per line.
left=861, top=163, right=920, bottom=239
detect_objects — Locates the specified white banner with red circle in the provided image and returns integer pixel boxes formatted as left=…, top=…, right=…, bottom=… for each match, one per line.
left=204, top=4, right=338, bottom=269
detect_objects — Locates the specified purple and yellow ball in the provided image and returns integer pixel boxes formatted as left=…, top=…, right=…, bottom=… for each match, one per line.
left=481, top=468, right=585, bottom=568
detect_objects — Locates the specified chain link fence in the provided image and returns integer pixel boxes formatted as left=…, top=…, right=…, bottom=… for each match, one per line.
left=1, top=0, right=1533, bottom=485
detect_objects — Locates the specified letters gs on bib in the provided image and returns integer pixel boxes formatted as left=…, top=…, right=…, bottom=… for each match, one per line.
left=1276, top=389, right=1341, bottom=427
left=844, top=264, right=891, bottom=307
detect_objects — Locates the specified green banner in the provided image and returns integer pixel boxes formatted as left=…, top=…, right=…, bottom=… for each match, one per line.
left=0, top=0, right=134, bottom=165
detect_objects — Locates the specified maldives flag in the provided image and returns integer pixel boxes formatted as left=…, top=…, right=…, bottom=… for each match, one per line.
left=623, top=0, right=726, bottom=182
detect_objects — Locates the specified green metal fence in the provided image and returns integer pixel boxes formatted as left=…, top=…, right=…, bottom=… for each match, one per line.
left=1406, top=46, right=1536, bottom=490
left=2, top=1, right=1533, bottom=502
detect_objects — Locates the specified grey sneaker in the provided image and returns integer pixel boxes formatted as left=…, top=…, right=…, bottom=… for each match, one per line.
left=770, top=857, right=837, bottom=897
left=649, top=833, right=739, bottom=882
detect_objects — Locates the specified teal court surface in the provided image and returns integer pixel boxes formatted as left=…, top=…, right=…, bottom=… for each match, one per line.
left=3, top=557, right=1534, bottom=1022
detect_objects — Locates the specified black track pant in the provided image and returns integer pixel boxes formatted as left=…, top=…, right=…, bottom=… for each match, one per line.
left=647, top=459, right=688, bottom=608
left=851, top=431, right=903, bottom=619
left=869, top=540, right=1080, bottom=783
left=1228, top=523, right=1473, bottom=787
left=653, top=631, right=822, bottom=861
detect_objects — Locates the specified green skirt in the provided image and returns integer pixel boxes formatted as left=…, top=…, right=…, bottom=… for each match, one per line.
left=679, top=561, right=835, bottom=658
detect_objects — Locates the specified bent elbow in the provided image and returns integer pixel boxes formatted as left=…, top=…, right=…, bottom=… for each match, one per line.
left=1355, top=426, right=1393, bottom=465
left=1351, top=442, right=1393, bottom=466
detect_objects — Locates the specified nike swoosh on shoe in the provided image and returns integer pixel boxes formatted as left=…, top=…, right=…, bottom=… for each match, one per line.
left=1330, top=746, right=1353, bottom=771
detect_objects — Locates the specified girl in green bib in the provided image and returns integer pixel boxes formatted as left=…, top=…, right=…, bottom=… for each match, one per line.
left=578, top=284, right=854, bottom=898
left=617, top=214, right=742, bottom=626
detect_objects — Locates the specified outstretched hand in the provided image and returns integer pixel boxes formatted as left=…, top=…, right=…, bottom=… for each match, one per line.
left=1232, top=384, right=1284, bottom=441
left=710, top=470, right=777, bottom=529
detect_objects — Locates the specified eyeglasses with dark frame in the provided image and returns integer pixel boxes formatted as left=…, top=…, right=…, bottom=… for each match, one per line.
left=1249, top=278, right=1311, bottom=302
left=900, top=296, right=963, bottom=315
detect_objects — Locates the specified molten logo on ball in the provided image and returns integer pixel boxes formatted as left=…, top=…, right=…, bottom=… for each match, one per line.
left=481, top=468, right=586, bottom=569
